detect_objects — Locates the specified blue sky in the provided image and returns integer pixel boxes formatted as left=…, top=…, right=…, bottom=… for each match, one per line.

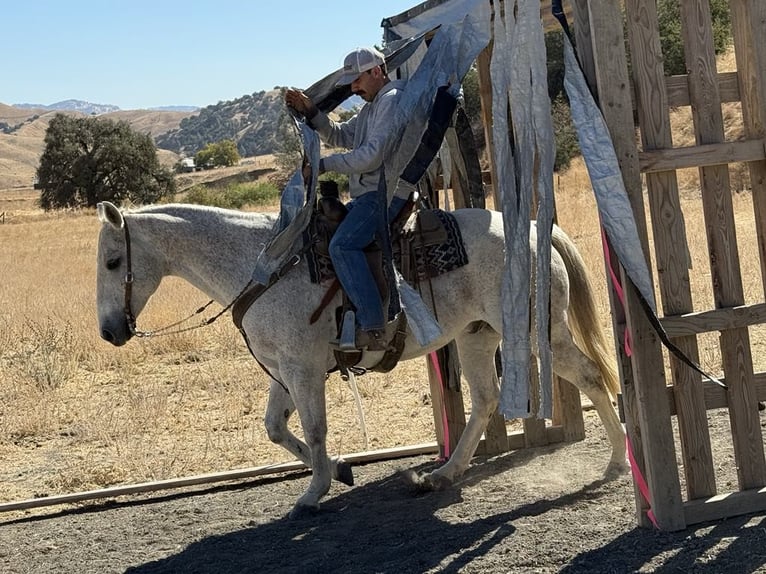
left=3, top=1, right=417, bottom=110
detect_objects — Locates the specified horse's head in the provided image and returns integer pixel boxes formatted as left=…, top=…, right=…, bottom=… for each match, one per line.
left=96, top=201, right=163, bottom=346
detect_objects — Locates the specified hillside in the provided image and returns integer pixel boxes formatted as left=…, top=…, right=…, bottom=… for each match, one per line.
left=0, top=103, right=193, bottom=190
left=156, top=89, right=286, bottom=158
left=0, top=89, right=316, bottom=191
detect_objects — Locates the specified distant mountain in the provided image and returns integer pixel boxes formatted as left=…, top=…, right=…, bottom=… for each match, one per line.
left=155, top=89, right=287, bottom=158
left=14, top=99, right=120, bottom=115
left=149, top=105, right=200, bottom=113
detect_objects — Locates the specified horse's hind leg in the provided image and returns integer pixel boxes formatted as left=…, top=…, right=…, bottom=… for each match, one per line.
left=550, top=322, right=628, bottom=476
left=264, top=380, right=354, bottom=486
left=413, top=324, right=501, bottom=490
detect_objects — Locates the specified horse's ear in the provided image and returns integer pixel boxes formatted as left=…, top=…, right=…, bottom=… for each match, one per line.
left=97, top=201, right=124, bottom=229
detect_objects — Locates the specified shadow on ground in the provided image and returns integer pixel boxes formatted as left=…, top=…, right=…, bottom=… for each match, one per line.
left=116, top=447, right=766, bottom=574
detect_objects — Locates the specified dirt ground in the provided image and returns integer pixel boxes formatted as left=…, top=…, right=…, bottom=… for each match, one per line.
left=1, top=410, right=765, bottom=574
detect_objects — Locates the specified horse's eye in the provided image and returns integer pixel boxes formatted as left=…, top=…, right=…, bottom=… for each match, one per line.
left=106, top=257, right=121, bottom=271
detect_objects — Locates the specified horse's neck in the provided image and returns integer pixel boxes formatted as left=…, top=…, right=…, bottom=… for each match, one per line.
left=134, top=207, right=275, bottom=303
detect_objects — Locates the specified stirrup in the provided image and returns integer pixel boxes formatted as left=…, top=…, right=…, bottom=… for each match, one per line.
left=338, top=310, right=357, bottom=351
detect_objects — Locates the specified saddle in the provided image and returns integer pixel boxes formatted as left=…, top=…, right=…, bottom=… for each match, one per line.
left=310, top=181, right=458, bottom=376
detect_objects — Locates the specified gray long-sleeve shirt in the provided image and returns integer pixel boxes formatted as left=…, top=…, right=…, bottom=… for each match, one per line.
left=311, top=80, right=413, bottom=200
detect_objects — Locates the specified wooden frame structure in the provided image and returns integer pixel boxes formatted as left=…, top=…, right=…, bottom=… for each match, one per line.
left=424, top=0, right=766, bottom=531
left=386, top=0, right=588, bottom=464
left=569, top=0, right=766, bottom=531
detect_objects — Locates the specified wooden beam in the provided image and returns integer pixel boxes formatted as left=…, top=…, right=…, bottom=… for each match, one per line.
left=623, top=0, right=688, bottom=530
left=664, top=72, right=742, bottom=107
left=666, top=371, right=766, bottom=415
left=660, top=302, right=766, bottom=336
left=382, top=0, right=571, bottom=34
left=0, top=443, right=439, bottom=514
left=684, top=487, right=766, bottom=526
left=0, top=426, right=572, bottom=514
left=638, top=139, right=766, bottom=173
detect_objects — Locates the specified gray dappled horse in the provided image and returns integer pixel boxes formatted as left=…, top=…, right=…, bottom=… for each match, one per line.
left=96, top=201, right=627, bottom=518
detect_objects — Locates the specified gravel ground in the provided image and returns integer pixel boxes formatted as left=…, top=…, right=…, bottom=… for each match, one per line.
left=2, top=411, right=765, bottom=574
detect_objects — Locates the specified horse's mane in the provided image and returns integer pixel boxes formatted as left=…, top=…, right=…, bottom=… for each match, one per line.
left=125, top=203, right=277, bottom=226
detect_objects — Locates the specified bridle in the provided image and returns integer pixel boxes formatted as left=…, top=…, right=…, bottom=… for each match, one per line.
left=121, top=215, right=225, bottom=338
left=119, top=214, right=303, bottom=338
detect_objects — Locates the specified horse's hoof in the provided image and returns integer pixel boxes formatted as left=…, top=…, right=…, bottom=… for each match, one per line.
left=288, top=503, right=320, bottom=520
left=426, top=473, right=453, bottom=491
left=335, top=459, right=354, bottom=486
left=401, top=469, right=452, bottom=493
left=604, top=460, right=630, bottom=480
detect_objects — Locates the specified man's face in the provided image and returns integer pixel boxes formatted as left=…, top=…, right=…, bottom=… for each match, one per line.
left=351, top=67, right=384, bottom=102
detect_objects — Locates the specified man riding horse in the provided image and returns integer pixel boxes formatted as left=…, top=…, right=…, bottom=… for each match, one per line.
left=285, top=46, right=412, bottom=352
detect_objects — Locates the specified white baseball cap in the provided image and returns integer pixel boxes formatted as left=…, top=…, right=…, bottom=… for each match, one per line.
left=336, top=47, right=385, bottom=86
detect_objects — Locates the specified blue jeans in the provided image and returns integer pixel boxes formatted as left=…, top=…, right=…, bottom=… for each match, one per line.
left=329, top=190, right=385, bottom=331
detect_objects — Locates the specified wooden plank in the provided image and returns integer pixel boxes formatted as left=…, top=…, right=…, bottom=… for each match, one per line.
left=572, top=0, right=645, bottom=523
left=631, top=0, right=717, bottom=503
left=586, top=0, right=658, bottom=529
left=638, top=139, right=766, bottom=173
left=382, top=0, right=571, bottom=34
left=524, top=359, right=549, bottom=447
left=504, top=424, right=565, bottom=451
left=730, top=0, right=766, bottom=301
left=552, top=377, right=585, bottom=441
left=1, top=421, right=574, bottom=514
left=476, top=44, right=499, bottom=206
left=684, top=487, right=766, bottom=526
left=427, top=349, right=466, bottom=459
left=622, top=0, right=692, bottom=530
left=483, top=409, right=510, bottom=454
left=680, top=0, right=766, bottom=491
left=0, top=443, right=441, bottom=514
left=664, top=72, right=741, bottom=107
left=660, top=302, right=766, bottom=336
left=666, top=372, right=766, bottom=415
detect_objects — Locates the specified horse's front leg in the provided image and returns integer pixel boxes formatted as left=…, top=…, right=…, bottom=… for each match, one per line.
left=264, top=380, right=354, bottom=486
left=275, top=364, right=338, bottom=518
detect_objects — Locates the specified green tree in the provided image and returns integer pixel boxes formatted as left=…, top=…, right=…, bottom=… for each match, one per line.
left=194, top=139, right=240, bottom=168
left=657, top=0, right=732, bottom=76
left=37, top=114, right=175, bottom=210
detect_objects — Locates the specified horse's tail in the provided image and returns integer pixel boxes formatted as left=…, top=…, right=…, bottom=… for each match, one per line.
left=551, top=225, right=620, bottom=400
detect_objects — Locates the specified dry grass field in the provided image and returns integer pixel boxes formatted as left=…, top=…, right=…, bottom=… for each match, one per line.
left=2, top=46, right=765, bottom=517
left=2, top=150, right=765, bottom=512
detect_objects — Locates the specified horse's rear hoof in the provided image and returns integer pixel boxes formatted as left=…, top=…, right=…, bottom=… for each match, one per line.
left=288, top=503, right=320, bottom=520
left=335, top=459, right=354, bottom=486
left=604, top=460, right=630, bottom=480
left=401, top=469, right=453, bottom=493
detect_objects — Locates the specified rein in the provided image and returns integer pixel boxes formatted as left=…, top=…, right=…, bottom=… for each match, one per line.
left=121, top=214, right=304, bottom=339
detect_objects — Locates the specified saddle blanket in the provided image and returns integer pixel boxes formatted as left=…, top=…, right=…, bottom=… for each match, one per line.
left=306, top=209, right=469, bottom=285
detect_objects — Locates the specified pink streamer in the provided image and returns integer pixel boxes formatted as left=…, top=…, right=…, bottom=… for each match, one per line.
left=626, top=435, right=659, bottom=528
left=601, top=226, right=655, bottom=526
left=600, top=226, right=632, bottom=356
left=429, top=351, right=451, bottom=459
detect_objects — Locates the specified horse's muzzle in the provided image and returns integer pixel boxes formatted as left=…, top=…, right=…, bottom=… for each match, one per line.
left=100, top=322, right=133, bottom=346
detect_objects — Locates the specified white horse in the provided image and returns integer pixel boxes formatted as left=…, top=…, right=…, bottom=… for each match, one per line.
left=96, top=201, right=627, bottom=517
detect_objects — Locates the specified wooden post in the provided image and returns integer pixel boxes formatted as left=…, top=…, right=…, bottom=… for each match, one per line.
left=592, top=0, right=686, bottom=530
left=731, top=1, right=766, bottom=298
left=427, top=348, right=466, bottom=459
left=476, top=43, right=499, bottom=206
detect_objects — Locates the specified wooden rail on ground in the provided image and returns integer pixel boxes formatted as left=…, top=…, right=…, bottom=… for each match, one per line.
left=0, top=419, right=586, bottom=514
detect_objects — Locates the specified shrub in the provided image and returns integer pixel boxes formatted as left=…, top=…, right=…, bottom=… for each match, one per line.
left=183, top=181, right=281, bottom=209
